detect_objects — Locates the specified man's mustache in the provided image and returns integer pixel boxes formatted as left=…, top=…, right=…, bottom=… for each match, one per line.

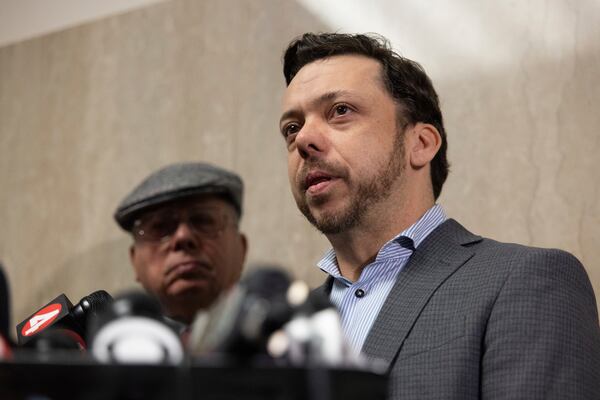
left=296, top=159, right=347, bottom=191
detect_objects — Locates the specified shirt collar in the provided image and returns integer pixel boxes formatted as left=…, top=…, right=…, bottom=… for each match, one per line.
left=392, top=203, right=447, bottom=250
left=317, top=204, right=447, bottom=278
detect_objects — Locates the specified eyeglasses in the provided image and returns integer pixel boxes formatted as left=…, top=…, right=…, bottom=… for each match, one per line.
left=132, top=206, right=233, bottom=243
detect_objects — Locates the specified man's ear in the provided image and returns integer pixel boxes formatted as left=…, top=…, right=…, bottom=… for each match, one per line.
left=239, top=233, right=248, bottom=263
left=408, top=123, right=442, bottom=168
left=129, top=244, right=141, bottom=282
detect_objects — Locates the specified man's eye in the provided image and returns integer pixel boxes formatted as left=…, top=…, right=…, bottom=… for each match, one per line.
left=190, top=214, right=216, bottom=227
left=149, top=218, right=176, bottom=234
left=332, top=104, right=351, bottom=117
left=336, top=105, right=348, bottom=114
left=282, top=123, right=300, bottom=137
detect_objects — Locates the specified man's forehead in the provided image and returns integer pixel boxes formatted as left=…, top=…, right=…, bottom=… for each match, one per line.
left=284, top=55, right=383, bottom=98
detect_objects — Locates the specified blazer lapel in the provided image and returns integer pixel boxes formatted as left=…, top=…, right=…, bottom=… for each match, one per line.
left=361, top=219, right=481, bottom=370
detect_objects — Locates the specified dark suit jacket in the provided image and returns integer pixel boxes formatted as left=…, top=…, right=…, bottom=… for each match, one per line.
left=317, top=219, right=600, bottom=399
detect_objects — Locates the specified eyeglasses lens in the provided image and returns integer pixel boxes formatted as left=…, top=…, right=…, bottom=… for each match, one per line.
left=133, top=208, right=225, bottom=242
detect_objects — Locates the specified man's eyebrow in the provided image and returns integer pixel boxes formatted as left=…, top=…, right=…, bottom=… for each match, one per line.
left=279, top=90, right=355, bottom=126
left=279, top=109, right=301, bottom=126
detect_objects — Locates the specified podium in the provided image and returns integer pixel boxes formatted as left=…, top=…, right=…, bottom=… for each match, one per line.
left=0, top=354, right=388, bottom=399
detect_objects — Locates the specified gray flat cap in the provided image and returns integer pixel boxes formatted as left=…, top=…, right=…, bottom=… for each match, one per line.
left=114, top=162, right=243, bottom=230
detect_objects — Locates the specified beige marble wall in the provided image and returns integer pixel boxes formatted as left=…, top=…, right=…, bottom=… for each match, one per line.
left=0, top=0, right=329, bottom=329
left=1, top=0, right=599, bottom=333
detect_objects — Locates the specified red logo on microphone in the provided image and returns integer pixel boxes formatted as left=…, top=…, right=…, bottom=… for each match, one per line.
left=21, top=303, right=62, bottom=337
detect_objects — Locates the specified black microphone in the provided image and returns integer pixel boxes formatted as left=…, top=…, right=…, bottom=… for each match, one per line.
left=0, top=334, right=11, bottom=360
left=0, top=262, right=11, bottom=341
left=0, top=262, right=13, bottom=359
left=281, top=289, right=352, bottom=366
left=189, top=266, right=294, bottom=358
left=15, top=290, right=113, bottom=347
left=89, top=291, right=184, bottom=364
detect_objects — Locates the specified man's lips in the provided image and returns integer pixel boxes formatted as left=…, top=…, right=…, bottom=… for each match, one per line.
left=303, top=171, right=335, bottom=192
left=166, top=260, right=212, bottom=284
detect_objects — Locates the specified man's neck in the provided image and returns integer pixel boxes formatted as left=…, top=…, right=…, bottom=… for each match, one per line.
left=327, top=199, right=434, bottom=281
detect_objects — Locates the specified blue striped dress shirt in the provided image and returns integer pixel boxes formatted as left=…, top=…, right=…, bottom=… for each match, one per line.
left=317, top=204, right=447, bottom=352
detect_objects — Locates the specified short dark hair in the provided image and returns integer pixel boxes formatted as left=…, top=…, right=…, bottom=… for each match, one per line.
left=283, top=33, right=449, bottom=199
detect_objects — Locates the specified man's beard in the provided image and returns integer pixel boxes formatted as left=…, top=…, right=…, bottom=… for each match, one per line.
left=296, top=131, right=405, bottom=235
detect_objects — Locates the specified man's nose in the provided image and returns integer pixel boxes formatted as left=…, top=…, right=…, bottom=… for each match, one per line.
left=295, top=118, right=327, bottom=160
left=169, top=220, right=199, bottom=252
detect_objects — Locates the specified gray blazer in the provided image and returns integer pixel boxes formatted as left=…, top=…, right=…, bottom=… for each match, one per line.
left=318, top=219, right=600, bottom=399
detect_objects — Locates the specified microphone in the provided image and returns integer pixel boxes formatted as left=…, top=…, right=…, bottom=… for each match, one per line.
left=0, top=261, right=11, bottom=341
left=0, top=262, right=13, bottom=359
left=89, top=291, right=184, bottom=365
left=280, top=290, right=360, bottom=366
left=189, top=266, right=294, bottom=358
left=15, top=290, right=113, bottom=347
left=189, top=266, right=367, bottom=368
left=0, top=334, right=11, bottom=360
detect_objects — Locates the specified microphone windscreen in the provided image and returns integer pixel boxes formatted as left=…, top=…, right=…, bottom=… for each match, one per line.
left=73, top=290, right=112, bottom=317
left=188, top=266, right=295, bottom=358
left=239, top=267, right=294, bottom=338
left=187, top=286, right=245, bottom=354
left=241, top=267, right=291, bottom=298
left=90, top=291, right=183, bottom=365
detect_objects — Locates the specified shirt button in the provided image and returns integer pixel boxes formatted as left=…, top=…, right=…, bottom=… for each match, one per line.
left=354, top=289, right=365, bottom=298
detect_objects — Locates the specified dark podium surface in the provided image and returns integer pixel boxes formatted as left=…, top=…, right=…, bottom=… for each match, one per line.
left=0, top=354, right=388, bottom=400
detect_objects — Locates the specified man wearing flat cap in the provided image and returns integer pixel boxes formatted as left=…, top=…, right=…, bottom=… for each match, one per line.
left=115, top=162, right=247, bottom=325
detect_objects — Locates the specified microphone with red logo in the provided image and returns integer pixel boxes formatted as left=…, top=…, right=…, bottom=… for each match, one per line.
left=15, top=290, right=113, bottom=349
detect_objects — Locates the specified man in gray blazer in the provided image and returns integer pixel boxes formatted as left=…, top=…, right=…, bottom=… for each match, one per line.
left=279, top=32, right=600, bottom=399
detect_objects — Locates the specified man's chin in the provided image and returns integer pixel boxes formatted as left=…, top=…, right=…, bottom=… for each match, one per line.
left=167, top=280, right=215, bottom=305
left=305, top=207, right=360, bottom=235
